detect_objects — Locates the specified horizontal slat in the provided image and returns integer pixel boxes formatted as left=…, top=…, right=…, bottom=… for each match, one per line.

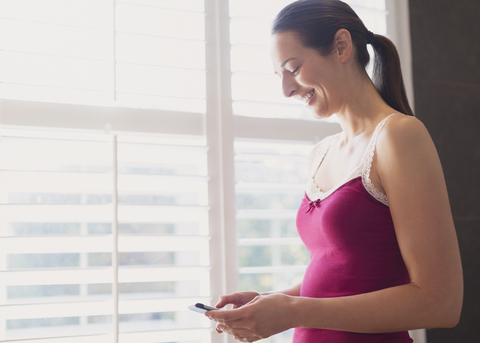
left=231, top=71, right=285, bottom=104
left=232, top=100, right=310, bottom=120
left=0, top=171, right=208, bottom=194
left=0, top=19, right=110, bottom=59
left=115, top=2, right=205, bottom=40
left=0, top=171, right=111, bottom=193
left=234, top=115, right=341, bottom=142
left=0, top=204, right=112, bottom=222
left=1, top=334, right=113, bottom=343
left=118, top=235, right=211, bottom=253
left=1, top=0, right=112, bottom=30
left=0, top=268, right=112, bottom=286
left=0, top=99, right=204, bottom=135
left=1, top=325, right=211, bottom=343
left=235, top=182, right=305, bottom=192
left=117, top=142, right=207, bottom=165
left=230, top=44, right=270, bottom=73
left=0, top=51, right=111, bottom=90
left=115, top=92, right=206, bottom=113
left=118, top=205, right=209, bottom=222
left=116, top=63, right=206, bottom=99
left=118, top=266, right=211, bottom=283
left=239, top=266, right=306, bottom=274
left=0, top=83, right=112, bottom=108
left=0, top=236, right=111, bottom=254
left=235, top=153, right=309, bottom=161
left=0, top=301, right=112, bottom=319
left=118, top=0, right=205, bottom=13
left=120, top=328, right=211, bottom=343
left=119, top=297, right=210, bottom=314
left=116, top=33, right=205, bottom=69
left=2, top=330, right=212, bottom=343
left=0, top=297, right=211, bottom=320
left=0, top=204, right=209, bottom=222
left=118, top=174, right=209, bottom=193
left=230, top=16, right=271, bottom=46
left=235, top=139, right=314, bottom=153
left=236, top=209, right=298, bottom=219
left=0, top=266, right=211, bottom=286
left=0, top=136, right=112, bottom=171
left=238, top=238, right=303, bottom=246
left=229, top=0, right=286, bottom=20
left=0, top=235, right=211, bottom=254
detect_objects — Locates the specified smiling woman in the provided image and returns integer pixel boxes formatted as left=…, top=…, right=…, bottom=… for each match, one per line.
left=208, top=1, right=462, bottom=343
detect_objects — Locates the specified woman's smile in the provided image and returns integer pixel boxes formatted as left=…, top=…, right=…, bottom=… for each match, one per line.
left=301, top=89, right=315, bottom=104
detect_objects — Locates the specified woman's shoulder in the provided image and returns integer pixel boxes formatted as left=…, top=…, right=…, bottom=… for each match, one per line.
left=376, top=113, right=437, bottom=170
left=377, top=113, right=430, bottom=149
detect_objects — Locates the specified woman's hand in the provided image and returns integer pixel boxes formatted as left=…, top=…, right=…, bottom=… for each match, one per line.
left=213, top=291, right=261, bottom=336
left=207, top=293, right=296, bottom=342
left=215, top=291, right=260, bottom=310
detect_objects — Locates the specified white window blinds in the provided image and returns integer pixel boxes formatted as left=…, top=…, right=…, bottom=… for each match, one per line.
left=0, top=1, right=212, bottom=342
left=0, top=0, right=206, bottom=113
left=0, top=128, right=212, bottom=342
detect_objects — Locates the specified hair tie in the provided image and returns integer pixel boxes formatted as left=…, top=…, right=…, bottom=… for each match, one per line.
left=367, top=31, right=375, bottom=44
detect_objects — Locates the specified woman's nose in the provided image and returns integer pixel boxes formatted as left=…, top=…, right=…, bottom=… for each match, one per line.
left=282, top=76, right=297, bottom=98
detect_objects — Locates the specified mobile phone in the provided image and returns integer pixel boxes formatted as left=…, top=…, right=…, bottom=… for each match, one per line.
left=188, top=303, right=219, bottom=314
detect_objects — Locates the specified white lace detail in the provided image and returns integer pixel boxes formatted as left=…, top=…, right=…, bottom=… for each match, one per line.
left=306, top=134, right=338, bottom=201
left=360, top=114, right=398, bottom=206
left=306, top=113, right=399, bottom=206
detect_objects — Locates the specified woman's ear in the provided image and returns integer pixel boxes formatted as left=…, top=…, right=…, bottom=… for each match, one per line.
left=334, top=29, right=353, bottom=63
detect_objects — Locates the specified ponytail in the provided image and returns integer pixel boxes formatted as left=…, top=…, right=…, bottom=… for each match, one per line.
left=370, top=34, right=414, bottom=116
left=272, top=0, right=414, bottom=116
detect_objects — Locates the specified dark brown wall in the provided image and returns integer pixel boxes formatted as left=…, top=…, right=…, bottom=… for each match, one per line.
left=409, top=0, right=480, bottom=341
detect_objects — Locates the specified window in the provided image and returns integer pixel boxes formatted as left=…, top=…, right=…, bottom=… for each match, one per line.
left=0, top=1, right=418, bottom=343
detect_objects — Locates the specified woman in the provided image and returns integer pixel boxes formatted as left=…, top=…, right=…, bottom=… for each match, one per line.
left=207, top=0, right=463, bottom=342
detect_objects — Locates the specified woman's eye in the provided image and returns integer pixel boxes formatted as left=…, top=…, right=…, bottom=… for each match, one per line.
left=290, top=66, right=300, bottom=75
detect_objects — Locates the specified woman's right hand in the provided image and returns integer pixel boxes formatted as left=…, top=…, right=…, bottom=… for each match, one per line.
left=215, top=291, right=261, bottom=309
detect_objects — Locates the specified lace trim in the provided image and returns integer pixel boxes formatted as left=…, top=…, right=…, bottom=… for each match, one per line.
left=360, top=114, right=397, bottom=206
left=306, top=135, right=337, bottom=201
left=306, top=114, right=398, bottom=206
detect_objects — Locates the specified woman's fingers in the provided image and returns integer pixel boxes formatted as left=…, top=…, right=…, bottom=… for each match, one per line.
left=216, top=324, right=262, bottom=342
left=215, top=291, right=260, bottom=309
left=215, top=294, right=235, bottom=308
left=206, top=306, right=246, bottom=325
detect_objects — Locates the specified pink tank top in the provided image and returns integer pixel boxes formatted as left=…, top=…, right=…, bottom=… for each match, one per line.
left=294, top=115, right=413, bottom=342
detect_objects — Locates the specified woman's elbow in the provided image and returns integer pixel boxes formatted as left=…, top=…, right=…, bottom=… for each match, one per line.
left=439, top=299, right=463, bottom=328
left=435, top=286, right=463, bottom=328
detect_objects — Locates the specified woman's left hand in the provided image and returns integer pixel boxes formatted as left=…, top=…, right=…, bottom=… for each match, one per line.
left=206, top=293, right=296, bottom=342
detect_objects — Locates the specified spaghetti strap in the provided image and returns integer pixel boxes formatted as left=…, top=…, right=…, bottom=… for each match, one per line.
left=360, top=113, right=400, bottom=206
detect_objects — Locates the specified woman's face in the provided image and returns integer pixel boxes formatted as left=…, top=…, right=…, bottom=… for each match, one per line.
left=270, top=31, right=346, bottom=119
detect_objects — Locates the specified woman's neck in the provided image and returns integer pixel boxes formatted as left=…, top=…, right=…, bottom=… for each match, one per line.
left=335, top=74, right=395, bottom=142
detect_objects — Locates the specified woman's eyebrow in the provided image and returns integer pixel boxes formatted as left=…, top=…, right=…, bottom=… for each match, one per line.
left=281, top=57, right=296, bottom=68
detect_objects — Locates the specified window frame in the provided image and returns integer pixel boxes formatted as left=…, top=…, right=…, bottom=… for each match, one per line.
left=0, top=1, right=418, bottom=343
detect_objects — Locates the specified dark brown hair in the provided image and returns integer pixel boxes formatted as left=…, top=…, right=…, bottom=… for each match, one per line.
left=272, top=0, right=414, bottom=116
